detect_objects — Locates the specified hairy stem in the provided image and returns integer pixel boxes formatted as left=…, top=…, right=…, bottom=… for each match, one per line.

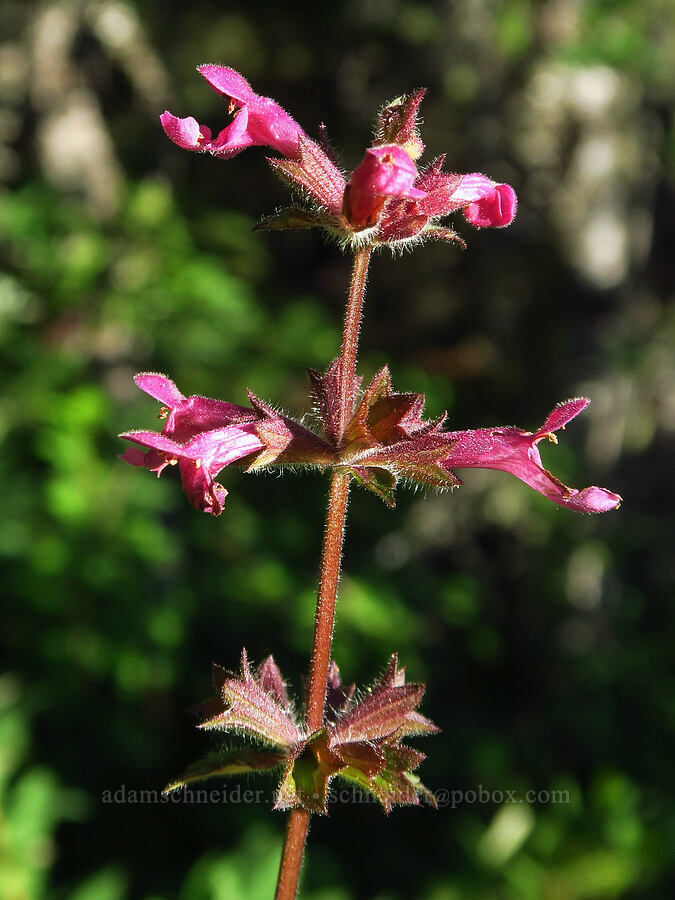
left=274, top=808, right=310, bottom=900
left=274, top=249, right=372, bottom=900
left=338, top=247, right=372, bottom=443
left=305, top=471, right=351, bottom=731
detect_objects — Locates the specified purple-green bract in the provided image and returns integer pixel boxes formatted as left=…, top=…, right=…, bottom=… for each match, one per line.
left=165, top=651, right=439, bottom=816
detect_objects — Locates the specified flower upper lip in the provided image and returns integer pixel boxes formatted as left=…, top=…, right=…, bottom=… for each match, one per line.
left=161, top=64, right=307, bottom=160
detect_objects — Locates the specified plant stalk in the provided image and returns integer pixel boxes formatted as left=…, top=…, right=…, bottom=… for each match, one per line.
left=337, top=247, right=372, bottom=444
left=274, top=248, right=372, bottom=900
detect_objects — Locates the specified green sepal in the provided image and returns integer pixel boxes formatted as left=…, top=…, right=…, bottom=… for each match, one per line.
left=245, top=392, right=334, bottom=469
left=424, top=226, right=467, bottom=249
left=337, top=742, right=434, bottom=814
left=343, top=366, right=425, bottom=453
left=163, top=748, right=286, bottom=795
left=254, top=207, right=321, bottom=232
left=347, top=465, right=397, bottom=507
left=333, top=740, right=385, bottom=778
left=373, top=89, right=426, bottom=160
left=273, top=729, right=344, bottom=815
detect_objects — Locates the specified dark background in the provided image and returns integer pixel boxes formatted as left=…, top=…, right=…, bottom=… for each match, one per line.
left=1, top=1, right=673, bottom=898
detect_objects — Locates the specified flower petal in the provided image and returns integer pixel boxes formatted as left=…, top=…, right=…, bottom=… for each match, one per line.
left=162, top=66, right=306, bottom=160
left=347, top=145, right=426, bottom=227
left=451, top=174, right=517, bottom=228
left=160, top=111, right=210, bottom=150
left=539, top=397, right=589, bottom=433
left=119, top=446, right=148, bottom=467
left=132, top=372, right=257, bottom=441
left=119, top=445, right=168, bottom=474
left=351, top=145, right=426, bottom=200
left=134, top=372, right=186, bottom=406
left=560, top=486, right=623, bottom=513
left=178, top=458, right=228, bottom=515
left=210, top=105, right=255, bottom=154
left=443, top=400, right=621, bottom=512
left=120, top=423, right=263, bottom=518
left=199, top=64, right=305, bottom=159
left=197, top=64, right=256, bottom=103
left=120, top=425, right=263, bottom=467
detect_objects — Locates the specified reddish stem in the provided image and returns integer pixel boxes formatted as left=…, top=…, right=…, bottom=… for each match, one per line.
left=274, top=808, right=310, bottom=900
left=305, top=470, right=351, bottom=731
left=274, top=249, right=372, bottom=900
left=338, top=248, right=372, bottom=443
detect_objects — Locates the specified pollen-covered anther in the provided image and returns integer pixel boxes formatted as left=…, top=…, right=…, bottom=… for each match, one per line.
left=158, top=407, right=170, bottom=419
left=544, top=432, right=558, bottom=444
left=195, top=458, right=202, bottom=469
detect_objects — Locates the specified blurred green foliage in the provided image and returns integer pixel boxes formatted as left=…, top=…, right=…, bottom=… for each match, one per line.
left=1, top=0, right=673, bottom=898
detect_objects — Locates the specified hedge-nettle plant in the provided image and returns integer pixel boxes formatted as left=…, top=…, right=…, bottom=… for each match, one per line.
left=121, top=66, right=621, bottom=900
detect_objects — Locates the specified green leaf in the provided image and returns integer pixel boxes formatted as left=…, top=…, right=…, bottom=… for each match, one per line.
left=254, top=207, right=320, bottom=232
left=347, top=465, right=397, bottom=507
left=199, top=649, right=301, bottom=747
left=164, top=748, right=286, bottom=794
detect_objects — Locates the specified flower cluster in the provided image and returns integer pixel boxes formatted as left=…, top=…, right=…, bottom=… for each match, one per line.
left=161, top=66, right=516, bottom=250
left=164, top=651, right=438, bottom=815
left=121, top=366, right=621, bottom=515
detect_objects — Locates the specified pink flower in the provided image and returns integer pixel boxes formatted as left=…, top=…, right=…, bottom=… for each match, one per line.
left=443, top=173, right=517, bottom=228
left=161, top=65, right=306, bottom=160
left=350, top=157, right=517, bottom=236
left=372, top=159, right=517, bottom=244
left=337, top=134, right=516, bottom=242
left=345, top=145, right=426, bottom=228
left=120, top=373, right=263, bottom=515
left=333, top=366, right=621, bottom=514
left=443, top=398, right=621, bottom=513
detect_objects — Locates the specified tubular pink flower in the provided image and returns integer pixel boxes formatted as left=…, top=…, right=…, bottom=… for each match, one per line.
left=346, top=144, right=426, bottom=228
left=443, top=398, right=622, bottom=513
left=160, top=65, right=307, bottom=160
left=448, top=173, right=517, bottom=228
left=359, top=159, right=518, bottom=243
left=120, top=373, right=263, bottom=515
